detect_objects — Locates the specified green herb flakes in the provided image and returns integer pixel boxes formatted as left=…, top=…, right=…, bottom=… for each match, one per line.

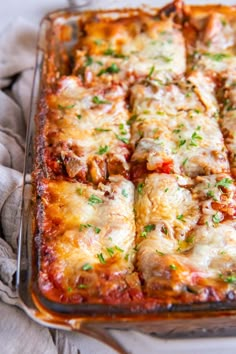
left=106, top=247, right=114, bottom=257
left=58, top=104, right=75, bottom=110
left=216, top=178, right=233, bottom=189
left=85, top=56, right=93, bottom=66
left=156, top=250, right=165, bottom=256
left=78, top=284, right=88, bottom=289
left=169, top=264, right=177, bottom=270
left=97, top=253, right=106, bottom=264
left=95, top=127, right=111, bottom=132
left=88, top=195, right=103, bottom=206
left=141, top=224, right=155, bottom=237
left=203, top=52, right=231, bottom=61
left=115, top=245, right=124, bottom=252
left=115, top=134, right=129, bottom=144
left=97, top=145, right=109, bottom=155
left=137, top=183, right=144, bottom=195
left=92, top=96, right=111, bottom=105
left=82, top=263, right=93, bottom=271
left=177, top=214, right=185, bottom=222
left=97, top=63, right=120, bottom=76
left=148, top=65, right=155, bottom=78
left=212, top=212, right=221, bottom=224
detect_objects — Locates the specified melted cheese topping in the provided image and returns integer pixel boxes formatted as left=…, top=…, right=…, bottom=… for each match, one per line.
left=36, top=2, right=236, bottom=305
left=136, top=173, right=236, bottom=297
left=74, top=17, right=186, bottom=83
left=40, top=176, right=135, bottom=296
left=130, top=105, right=229, bottom=177
left=45, top=76, right=130, bottom=181
left=135, top=174, right=200, bottom=247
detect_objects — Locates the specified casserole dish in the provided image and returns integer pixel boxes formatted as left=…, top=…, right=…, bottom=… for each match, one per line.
left=17, top=0, right=236, bottom=352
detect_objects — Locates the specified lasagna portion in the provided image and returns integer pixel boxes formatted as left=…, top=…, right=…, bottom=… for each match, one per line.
left=130, top=79, right=229, bottom=178
left=135, top=173, right=236, bottom=302
left=38, top=176, right=139, bottom=303
left=35, top=0, right=236, bottom=306
left=44, top=77, right=131, bottom=183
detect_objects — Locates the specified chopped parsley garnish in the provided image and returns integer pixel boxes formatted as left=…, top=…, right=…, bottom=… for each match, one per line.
left=156, top=250, right=165, bottom=256
left=169, top=264, right=177, bottom=270
left=224, top=275, right=236, bottom=283
left=92, top=96, right=111, bottom=105
left=67, top=287, right=72, bottom=292
left=122, top=189, right=128, bottom=198
left=177, top=214, right=185, bottom=222
left=186, top=235, right=194, bottom=244
left=189, top=128, right=202, bottom=147
left=106, top=247, right=115, bottom=257
left=173, top=129, right=181, bottom=134
left=85, top=56, right=93, bottom=66
left=82, top=263, right=93, bottom=271
left=76, top=114, right=82, bottom=120
left=178, top=139, right=186, bottom=147
left=114, top=53, right=128, bottom=59
left=97, top=253, right=106, bottom=264
left=76, top=188, right=83, bottom=195
left=97, top=63, right=120, bottom=76
left=216, top=178, right=233, bottom=189
left=119, top=123, right=127, bottom=135
left=103, top=48, right=127, bottom=58
left=127, top=114, right=137, bottom=125
left=185, top=92, right=192, bottom=98
left=79, top=223, right=92, bottom=231
left=221, top=19, right=227, bottom=26
left=141, top=224, right=155, bottom=238
left=104, top=48, right=114, bottom=55
left=115, top=245, right=124, bottom=252
left=79, top=224, right=100, bottom=234
left=58, top=104, right=75, bottom=110
left=88, top=195, right=103, bottom=206
left=148, top=65, right=155, bottom=78
left=137, top=183, right=144, bottom=195
left=124, top=254, right=129, bottom=261
left=97, top=145, right=109, bottom=155
left=94, top=39, right=103, bottom=45
left=212, top=212, right=221, bottom=224
left=219, top=273, right=236, bottom=284
left=164, top=188, right=169, bottom=193
left=207, top=190, right=215, bottom=199
left=203, top=52, right=231, bottom=61
left=115, top=134, right=129, bottom=144
left=78, top=284, right=88, bottom=289
left=162, top=56, right=173, bottom=62
left=162, top=226, right=168, bottom=235
left=95, top=127, right=111, bottom=132
left=182, top=158, right=188, bottom=166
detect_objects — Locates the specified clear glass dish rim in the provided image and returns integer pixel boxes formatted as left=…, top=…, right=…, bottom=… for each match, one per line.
left=16, top=1, right=236, bottom=330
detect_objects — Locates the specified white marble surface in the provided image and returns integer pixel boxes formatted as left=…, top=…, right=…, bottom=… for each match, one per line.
left=1, top=0, right=236, bottom=353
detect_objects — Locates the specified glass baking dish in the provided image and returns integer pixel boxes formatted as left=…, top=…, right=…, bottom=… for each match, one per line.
left=16, top=1, right=236, bottom=352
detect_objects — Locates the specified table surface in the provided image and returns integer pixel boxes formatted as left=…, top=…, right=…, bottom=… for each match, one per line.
left=1, top=0, right=236, bottom=353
